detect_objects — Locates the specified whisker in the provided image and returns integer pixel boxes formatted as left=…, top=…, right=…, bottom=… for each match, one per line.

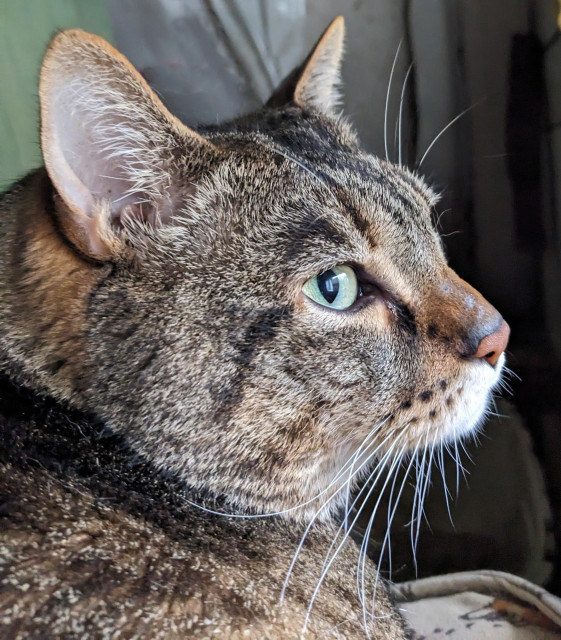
left=280, top=422, right=396, bottom=604
left=302, top=433, right=407, bottom=632
left=180, top=425, right=378, bottom=521
left=321, top=435, right=405, bottom=579
left=343, top=418, right=393, bottom=531
left=453, top=440, right=461, bottom=495
left=398, top=62, right=414, bottom=167
left=410, top=437, right=428, bottom=570
left=486, top=410, right=508, bottom=419
left=418, top=101, right=482, bottom=168
left=434, top=207, right=452, bottom=231
left=458, top=438, right=474, bottom=466
left=419, top=444, right=435, bottom=531
left=503, top=366, right=521, bottom=382
left=438, top=444, right=455, bottom=528
left=340, top=449, right=404, bottom=634
left=369, top=449, right=418, bottom=619
left=497, top=379, right=513, bottom=395
left=384, top=40, right=403, bottom=162
left=414, top=439, right=434, bottom=553
left=384, top=458, right=404, bottom=578
left=357, top=446, right=406, bottom=625
left=262, top=141, right=340, bottom=207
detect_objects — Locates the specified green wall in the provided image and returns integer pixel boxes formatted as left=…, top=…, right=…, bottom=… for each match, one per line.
left=0, top=0, right=113, bottom=189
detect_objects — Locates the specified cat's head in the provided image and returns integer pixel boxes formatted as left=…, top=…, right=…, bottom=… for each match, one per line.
left=15, top=18, right=508, bottom=516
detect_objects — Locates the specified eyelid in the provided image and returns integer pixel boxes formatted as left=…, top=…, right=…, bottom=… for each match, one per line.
left=342, top=265, right=390, bottom=313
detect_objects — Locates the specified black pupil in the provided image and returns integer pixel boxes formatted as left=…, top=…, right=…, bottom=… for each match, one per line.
left=318, top=270, right=339, bottom=304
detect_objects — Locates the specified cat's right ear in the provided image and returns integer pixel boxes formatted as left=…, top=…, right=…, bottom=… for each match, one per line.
left=40, top=29, right=213, bottom=260
left=267, top=16, right=345, bottom=115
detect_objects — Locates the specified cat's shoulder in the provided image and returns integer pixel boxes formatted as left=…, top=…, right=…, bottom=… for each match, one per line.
left=0, top=378, right=407, bottom=639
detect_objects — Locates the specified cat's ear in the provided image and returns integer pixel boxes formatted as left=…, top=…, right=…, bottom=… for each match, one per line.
left=267, top=16, right=345, bottom=115
left=40, top=29, right=212, bottom=260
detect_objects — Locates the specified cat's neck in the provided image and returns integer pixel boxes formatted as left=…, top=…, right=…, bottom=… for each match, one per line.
left=0, top=370, right=267, bottom=522
left=0, top=169, right=100, bottom=403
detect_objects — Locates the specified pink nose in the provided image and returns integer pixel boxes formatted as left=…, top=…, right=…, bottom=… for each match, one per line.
left=474, top=320, right=510, bottom=366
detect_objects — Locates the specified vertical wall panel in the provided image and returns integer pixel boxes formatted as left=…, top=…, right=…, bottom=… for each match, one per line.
left=0, top=0, right=113, bottom=189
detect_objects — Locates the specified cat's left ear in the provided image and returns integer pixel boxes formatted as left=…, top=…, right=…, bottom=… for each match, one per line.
left=40, top=29, right=214, bottom=260
left=267, top=16, right=345, bottom=115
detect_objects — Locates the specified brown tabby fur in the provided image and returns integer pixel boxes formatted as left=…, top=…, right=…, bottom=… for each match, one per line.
left=0, top=18, right=506, bottom=639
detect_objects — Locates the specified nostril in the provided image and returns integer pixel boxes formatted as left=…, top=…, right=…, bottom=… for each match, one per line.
left=474, top=320, right=510, bottom=366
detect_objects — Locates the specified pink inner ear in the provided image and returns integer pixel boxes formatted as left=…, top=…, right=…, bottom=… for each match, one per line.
left=40, top=30, right=210, bottom=236
left=49, top=81, right=147, bottom=220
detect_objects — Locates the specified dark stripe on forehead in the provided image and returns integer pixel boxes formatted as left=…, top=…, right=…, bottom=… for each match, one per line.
left=213, top=107, right=425, bottom=244
left=280, top=215, right=349, bottom=263
left=265, top=145, right=382, bottom=248
left=253, top=141, right=378, bottom=249
left=331, top=186, right=373, bottom=241
left=274, top=147, right=426, bottom=247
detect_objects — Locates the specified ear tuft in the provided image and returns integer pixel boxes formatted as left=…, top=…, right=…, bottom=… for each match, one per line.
left=294, top=16, right=346, bottom=114
left=39, top=29, right=208, bottom=259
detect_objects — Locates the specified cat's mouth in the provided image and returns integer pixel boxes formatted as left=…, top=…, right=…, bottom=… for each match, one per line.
left=389, top=352, right=506, bottom=450
left=308, top=353, right=507, bottom=514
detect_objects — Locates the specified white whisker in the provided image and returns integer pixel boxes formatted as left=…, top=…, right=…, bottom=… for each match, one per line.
left=453, top=440, right=461, bottom=495
left=418, top=102, right=481, bottom=167
left=343, top=418, right=393, bottom=531
left=369, top=449, right=418, bottom=619
left=302, top=432, right=407, bottom=632
left=438, top=445, right=454, bottom=528
left=281, top=420, right=395, bottom=604
left=319, top=434, right=404, bottom=580
left=357, top=445, right=406, bottom=627
left=417, top=444, right=435, bottom=536
left=384, top=40, right=402, bottom=162
left=181, top=419, right=390, bottom=522
left=503, top=366, right=521, bottom=382
left=434, top=207, right=452, bottom=231
left=458, top=438, right=474, bottom=467
left=398, top=62, right=414, bottom=167
left=410, top=438, right=427, bottom=570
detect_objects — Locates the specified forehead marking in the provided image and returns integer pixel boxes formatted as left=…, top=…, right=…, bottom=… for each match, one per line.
left=254, top=138, right=376, bottom=250
left=263, top=143, right=339, bottom=208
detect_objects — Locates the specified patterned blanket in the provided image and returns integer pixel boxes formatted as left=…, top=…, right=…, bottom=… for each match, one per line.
left=395, top=571, right=561, bottom=639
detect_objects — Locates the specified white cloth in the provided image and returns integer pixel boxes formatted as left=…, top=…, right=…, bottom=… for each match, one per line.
left=394, top=570, right=561, bottom=639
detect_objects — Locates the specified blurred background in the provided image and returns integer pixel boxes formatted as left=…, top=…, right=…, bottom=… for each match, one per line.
left=1, top=0, right=560, bottom=594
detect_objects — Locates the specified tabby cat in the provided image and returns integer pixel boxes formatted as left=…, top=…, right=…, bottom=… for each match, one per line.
left=0, top=17, right=509, bottom=639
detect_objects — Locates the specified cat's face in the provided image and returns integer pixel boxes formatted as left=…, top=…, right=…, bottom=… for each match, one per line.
left=25, top=20, right=507, bottom=517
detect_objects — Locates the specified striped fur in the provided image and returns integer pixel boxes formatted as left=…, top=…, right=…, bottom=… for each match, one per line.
left=0, top=20, right=506, bottom=639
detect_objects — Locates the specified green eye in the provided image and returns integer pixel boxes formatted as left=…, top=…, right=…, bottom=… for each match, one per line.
left=302, top=265, right=359, bottom=310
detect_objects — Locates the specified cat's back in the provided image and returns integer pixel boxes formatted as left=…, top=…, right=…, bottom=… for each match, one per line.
left=0, top=377, right=406, bottom=640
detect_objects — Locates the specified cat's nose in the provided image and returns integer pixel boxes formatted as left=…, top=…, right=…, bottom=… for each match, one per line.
left=473, top=320, right=510, bottom=366
left=428, top=268, right=510, bottom=367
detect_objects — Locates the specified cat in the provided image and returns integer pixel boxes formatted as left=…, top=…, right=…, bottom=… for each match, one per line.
left=0, top=16, right=510, bottom=639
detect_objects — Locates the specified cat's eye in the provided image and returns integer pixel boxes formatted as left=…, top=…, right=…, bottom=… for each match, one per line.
left=302, top=265, right=359, bottom=310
